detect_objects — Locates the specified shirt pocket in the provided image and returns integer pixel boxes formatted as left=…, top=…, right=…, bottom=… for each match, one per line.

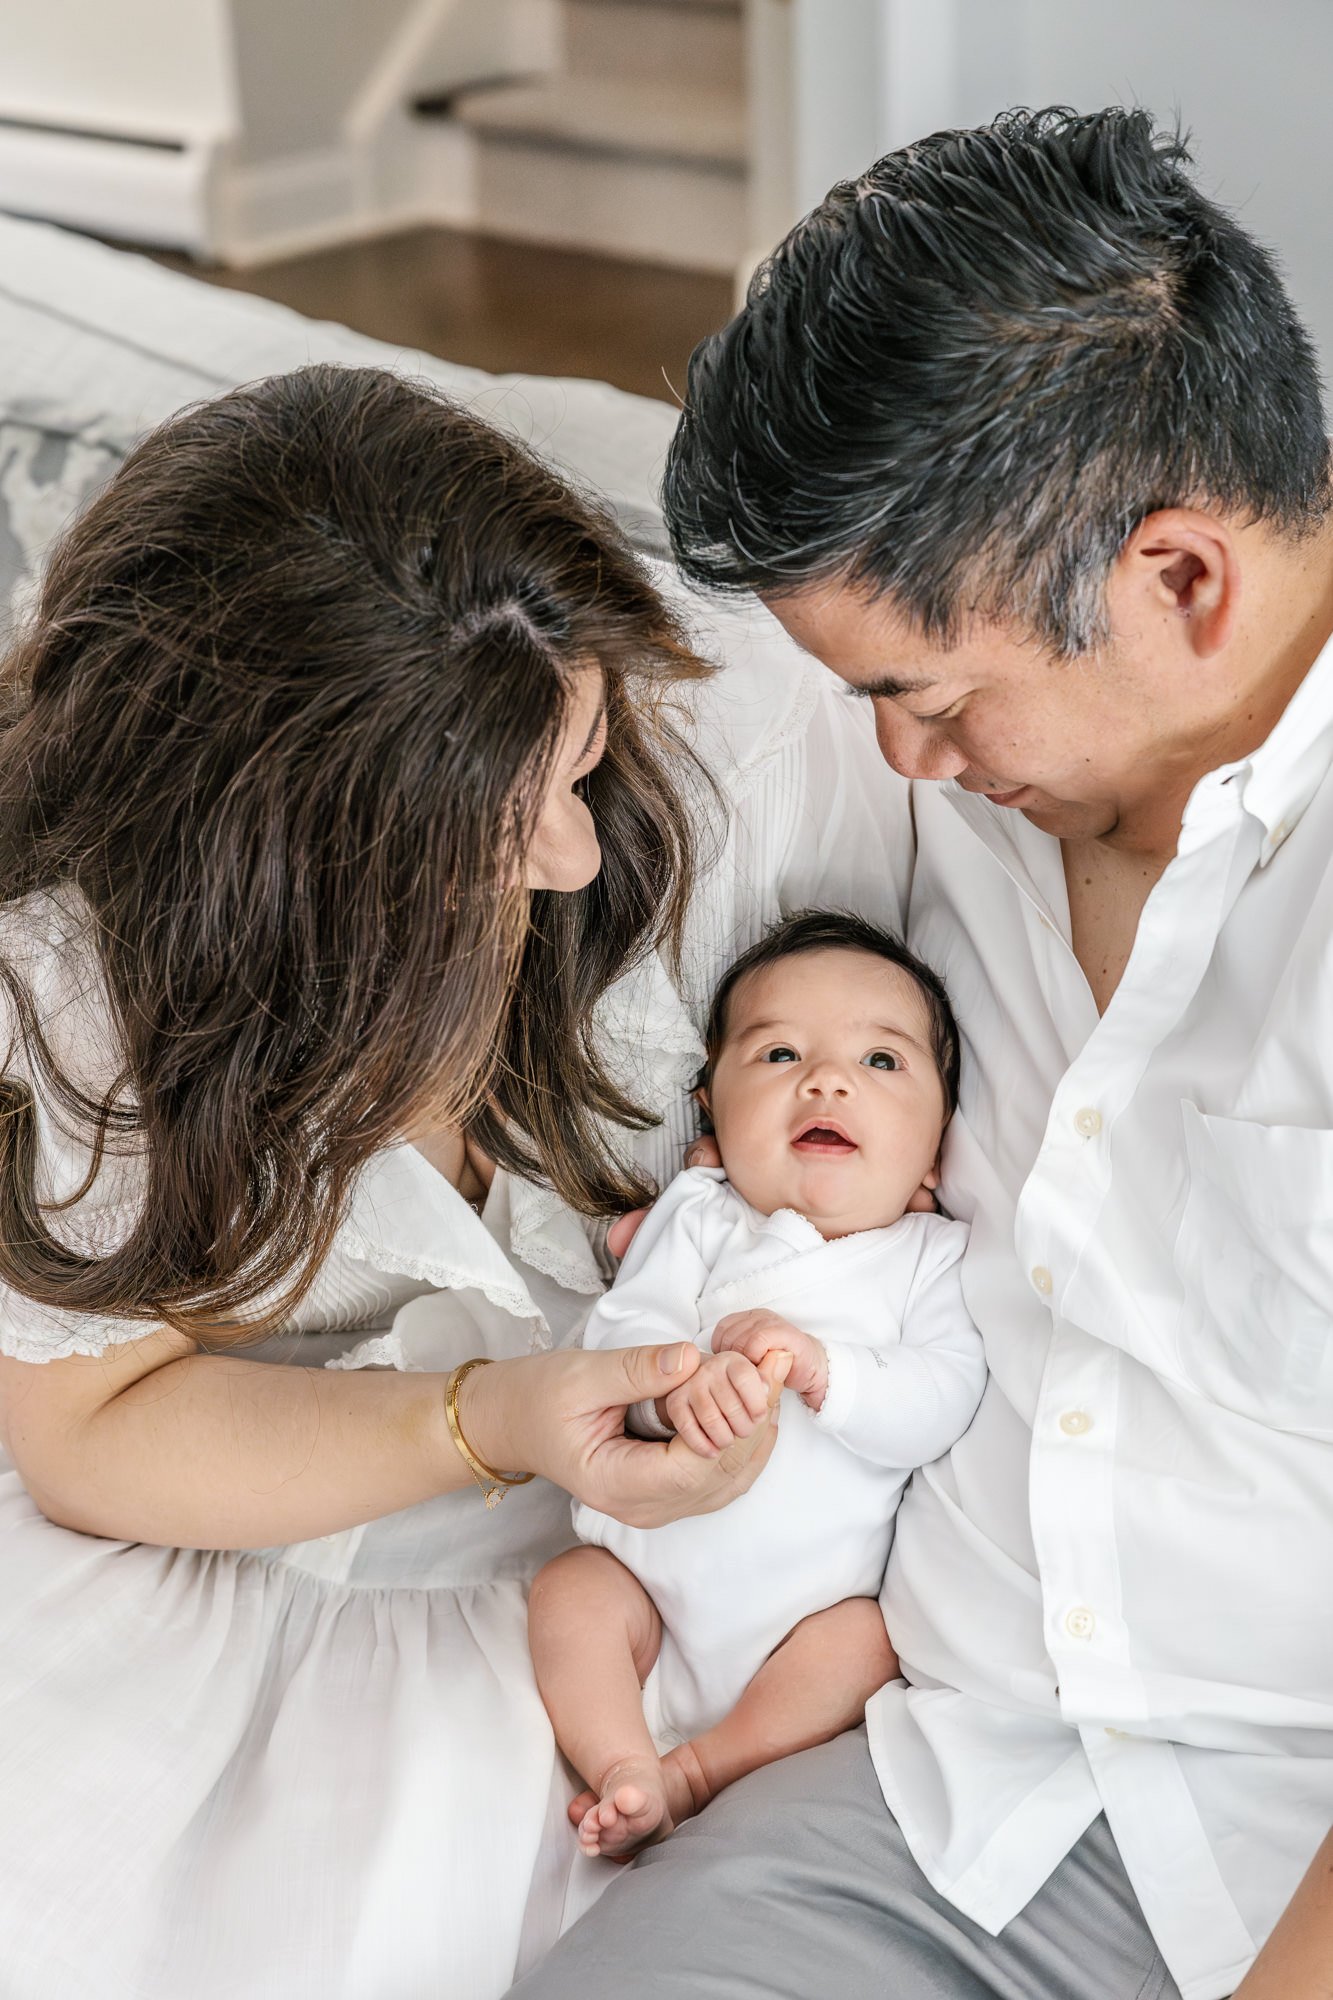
left=1172, top=1102, right=1333, bottom=1438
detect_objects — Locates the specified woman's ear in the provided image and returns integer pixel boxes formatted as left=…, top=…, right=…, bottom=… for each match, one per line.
left=692, top=1077, right=713, bottom=1133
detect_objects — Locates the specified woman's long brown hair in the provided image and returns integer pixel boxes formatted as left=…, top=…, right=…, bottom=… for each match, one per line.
left=0, top=364, right=712, bottom=1335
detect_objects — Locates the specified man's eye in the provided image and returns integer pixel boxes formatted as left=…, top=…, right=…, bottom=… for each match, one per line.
left=862, top=1050, right=902, bottom=1072
left=763, top=1046, right=799, bottom=1064
left=915, top=696, right=966, bottom=724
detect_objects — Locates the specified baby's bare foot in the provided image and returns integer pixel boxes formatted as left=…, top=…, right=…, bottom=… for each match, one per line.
left=572, top=1743, right=714, bottom=1861
left=576, top=1756, right=672, bottom=1859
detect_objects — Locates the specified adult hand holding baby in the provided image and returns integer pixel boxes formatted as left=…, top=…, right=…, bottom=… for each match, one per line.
left=462, top=1342, right=779, bottom=1530
left=658, top=1344, right=793, bottom=1461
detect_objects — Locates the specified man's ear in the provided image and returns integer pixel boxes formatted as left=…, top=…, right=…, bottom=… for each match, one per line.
left=1108, top=508, right=1241, bottom=659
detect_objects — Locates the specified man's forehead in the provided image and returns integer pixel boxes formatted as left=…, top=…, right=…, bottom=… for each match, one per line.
left=763, top=582, right=1047, bottom=694
left=761, top=583, right=941, bottom=692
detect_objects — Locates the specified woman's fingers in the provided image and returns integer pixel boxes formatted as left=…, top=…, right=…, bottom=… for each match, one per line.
left=715, top=1404, right=779, bottom=1480
left=523, top=1343, right=780, bottom=1527
left=758, top=1350, right=792, bottom=1404
left=613, top=1339, right=700, bottom=1403
left=684, top=1136, right=723, bottom=1171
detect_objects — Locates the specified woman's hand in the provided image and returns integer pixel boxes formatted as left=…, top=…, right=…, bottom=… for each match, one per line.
left=459, top=1342, right=781, bottom=1529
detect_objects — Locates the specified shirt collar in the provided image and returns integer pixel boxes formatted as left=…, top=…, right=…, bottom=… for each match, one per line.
left=1234, top=623, right=1333, bottom=863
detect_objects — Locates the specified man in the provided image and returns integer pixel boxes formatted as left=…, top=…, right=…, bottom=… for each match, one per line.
left=513, top=108, right=1333, bottom=1999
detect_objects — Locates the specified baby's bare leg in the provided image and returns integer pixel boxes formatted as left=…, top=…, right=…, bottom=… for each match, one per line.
left=666, top=1597, right=898, bottom=1818
left=528, top=1546, right=693, bottom=1859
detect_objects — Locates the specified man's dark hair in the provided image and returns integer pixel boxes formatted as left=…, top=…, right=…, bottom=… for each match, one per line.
left=700, top=909, right=960, bottom=1119
left=664, top=105, right=1330, bottom=657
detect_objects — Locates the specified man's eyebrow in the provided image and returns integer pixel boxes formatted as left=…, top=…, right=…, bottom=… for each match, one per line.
left=846, top=673, right=937, bottom=700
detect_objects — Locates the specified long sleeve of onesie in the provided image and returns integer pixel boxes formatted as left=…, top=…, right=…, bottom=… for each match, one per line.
left=811, top=1219, right=985, bottom=1469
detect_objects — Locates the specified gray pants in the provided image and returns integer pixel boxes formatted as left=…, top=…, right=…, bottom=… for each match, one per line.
left=509, top=1728, right=1183, bottom=1999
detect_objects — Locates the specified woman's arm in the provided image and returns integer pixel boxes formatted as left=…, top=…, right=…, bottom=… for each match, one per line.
left=0, top=1327, right=773, bottom=1550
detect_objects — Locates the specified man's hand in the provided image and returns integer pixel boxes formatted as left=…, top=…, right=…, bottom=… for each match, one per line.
left=661, top=1349, right=779, bottom=1459
left=713, top=1308, right=829, bottom=1412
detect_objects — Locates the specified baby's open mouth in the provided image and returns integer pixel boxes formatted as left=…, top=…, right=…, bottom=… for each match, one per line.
left=791, top=1122, right=858, bottom=1153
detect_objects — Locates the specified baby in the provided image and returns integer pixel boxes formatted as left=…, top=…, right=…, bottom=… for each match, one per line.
left=527, top=910, right=986, bottom=1858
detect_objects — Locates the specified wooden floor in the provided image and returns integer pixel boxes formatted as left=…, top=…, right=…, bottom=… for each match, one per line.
left=153, top=228, right=734, bottom=404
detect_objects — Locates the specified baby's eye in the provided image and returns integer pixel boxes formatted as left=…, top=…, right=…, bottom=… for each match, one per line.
left=862, top=1050, right=902, bottom=1072
left=763, top=1046, right=799, bottom=1064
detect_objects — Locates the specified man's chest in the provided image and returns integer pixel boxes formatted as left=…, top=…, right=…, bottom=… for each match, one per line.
left=1060, top=837, right=1168, bottom=1016
left=905, top=777, right=1333, bottom=1436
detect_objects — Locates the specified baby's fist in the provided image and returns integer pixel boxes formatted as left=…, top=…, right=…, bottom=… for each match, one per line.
left=711, top=1309, right=829, bottom=1412
left=663, top=1350, right=772, bottom=1459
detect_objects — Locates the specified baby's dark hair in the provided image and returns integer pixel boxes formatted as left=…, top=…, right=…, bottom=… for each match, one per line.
left=699, top=909, right=960, bottom=1118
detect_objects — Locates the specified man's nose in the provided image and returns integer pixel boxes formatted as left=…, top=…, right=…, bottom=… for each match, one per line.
left=872, top=702, right=967, bottom=782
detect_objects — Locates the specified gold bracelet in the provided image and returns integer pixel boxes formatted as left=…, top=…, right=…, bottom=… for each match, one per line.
left=444, top=1358, right=535, bottom=1509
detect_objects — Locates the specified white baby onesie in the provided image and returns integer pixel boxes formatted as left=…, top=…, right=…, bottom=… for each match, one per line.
left=574, top=1167, right=986, bottom=1747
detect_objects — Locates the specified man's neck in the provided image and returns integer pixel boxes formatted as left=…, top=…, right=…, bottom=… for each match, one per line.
left=1102, top=519, right=1333, bottom=865
left=1061, top=519, right=1333, bottom=1010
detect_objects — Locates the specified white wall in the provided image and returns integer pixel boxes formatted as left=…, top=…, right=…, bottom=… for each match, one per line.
left=0, top=0, right=559, bottom=261
left=0, top=0, right=237, bottom=141
left=765, top=0, right=1333, bottom=387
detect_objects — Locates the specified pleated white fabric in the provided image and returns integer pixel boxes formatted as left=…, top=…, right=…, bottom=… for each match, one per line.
left=0, top=574, right=912, bottom=1999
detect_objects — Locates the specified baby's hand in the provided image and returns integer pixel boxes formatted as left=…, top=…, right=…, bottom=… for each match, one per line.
left=712, top=1310, right=829, bottom=1413
left=661, top=1349, right=776, bottom=1460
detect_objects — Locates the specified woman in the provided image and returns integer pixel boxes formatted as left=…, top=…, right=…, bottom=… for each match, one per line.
left=0, top=365, right=788, bottom=2000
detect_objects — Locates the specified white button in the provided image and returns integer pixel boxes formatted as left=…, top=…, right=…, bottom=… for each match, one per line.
left=1031, top=1265, right=1053, bottom=1296
left=1059, top=1409, right=1092, bottom=1437
left=1073, top=1107, right=1102, bottom=1138
left=1065, top=1606, right=1096, bottom=1640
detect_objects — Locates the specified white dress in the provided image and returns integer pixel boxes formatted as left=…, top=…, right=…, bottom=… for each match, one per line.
left=576, top=1168, right=985, bottom=1746
left=0, top=571, right=915, bottom=2000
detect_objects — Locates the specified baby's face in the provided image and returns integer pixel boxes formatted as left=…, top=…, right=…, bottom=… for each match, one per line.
left=704, top=947, right=947, bottom=1238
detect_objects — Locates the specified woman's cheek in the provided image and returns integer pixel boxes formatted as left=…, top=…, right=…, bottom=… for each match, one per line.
left=524, top=794, right=602, bottom=893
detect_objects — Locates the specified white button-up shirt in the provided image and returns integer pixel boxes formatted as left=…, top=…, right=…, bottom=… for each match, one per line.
left=866, top=633, right=1333, bottom=2000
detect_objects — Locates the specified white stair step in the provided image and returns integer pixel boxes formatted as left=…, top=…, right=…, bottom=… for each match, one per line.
left=562, top=0, right=744, bottom=91
left=450, top=75, right=746, bottom=172
left=470, top=127, right=746, bottom=273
